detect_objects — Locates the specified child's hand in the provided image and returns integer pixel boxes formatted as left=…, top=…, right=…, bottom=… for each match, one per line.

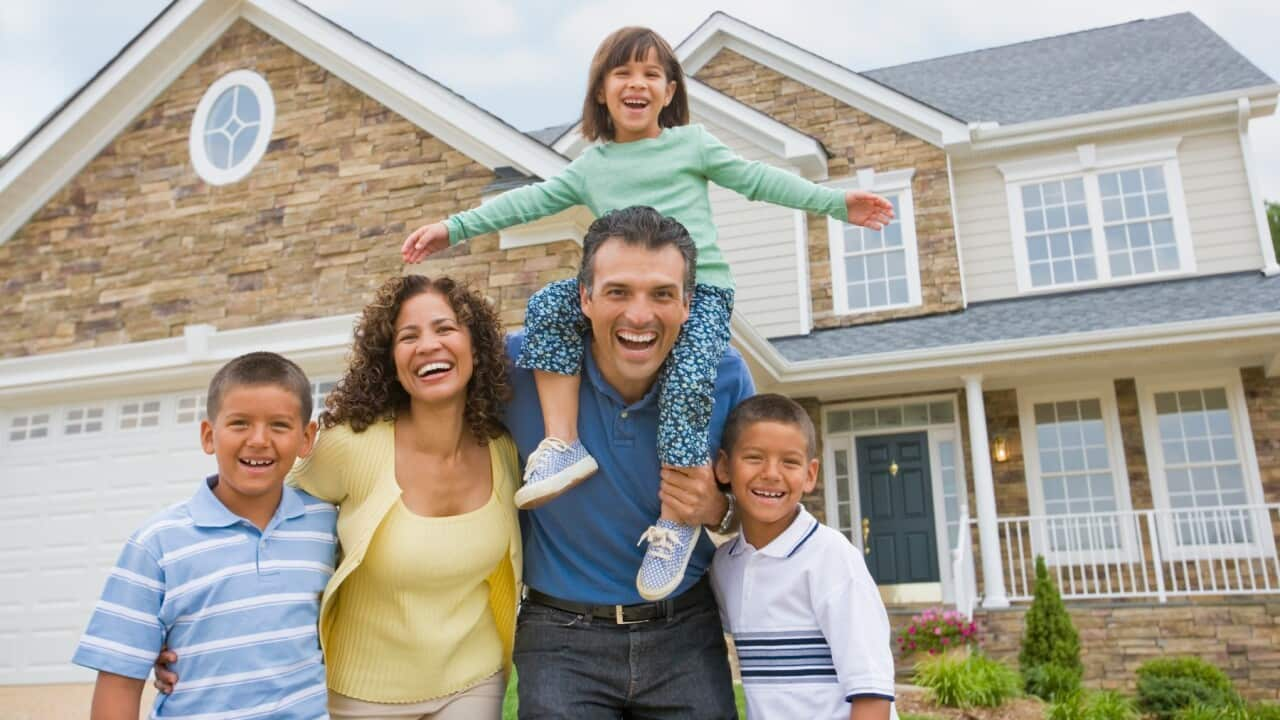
left=401, top=222, right=450, bottom=263
left=845, top=190, right=894, bottom=231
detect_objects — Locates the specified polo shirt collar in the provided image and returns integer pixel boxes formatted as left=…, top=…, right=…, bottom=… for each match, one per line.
left=728, top=505, right=820, bottom=559
left=582, top=334, right=662, bottom=409
left=189, top=474, right=305, bottom=528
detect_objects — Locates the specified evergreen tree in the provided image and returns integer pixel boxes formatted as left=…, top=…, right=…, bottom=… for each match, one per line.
left=1019, top=555, right=1082, bottom=677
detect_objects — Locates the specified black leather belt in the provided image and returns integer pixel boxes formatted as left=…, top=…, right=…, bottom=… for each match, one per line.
left=524, top=574, right=713, bottom=625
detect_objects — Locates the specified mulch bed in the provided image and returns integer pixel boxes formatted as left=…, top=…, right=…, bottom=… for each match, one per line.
left=895, top=684, right=1047, bottom=720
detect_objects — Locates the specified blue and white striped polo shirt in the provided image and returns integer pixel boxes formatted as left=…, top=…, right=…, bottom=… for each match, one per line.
left=73, top=476, right=337, bottom=719
left=711, top=505, right=896, bottom=720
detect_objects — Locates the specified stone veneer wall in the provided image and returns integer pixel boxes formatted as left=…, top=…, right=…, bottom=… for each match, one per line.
left=694, top=49, right=963, bottom=330
left=0, top=20, right=578, bottom=358
left=969, top=600, right=1280, bottom=701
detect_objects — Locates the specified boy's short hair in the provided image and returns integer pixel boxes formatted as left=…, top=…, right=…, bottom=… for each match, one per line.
left=721, top=393, right=817, bottom=459
left=206, top=351, right=312, bottom=422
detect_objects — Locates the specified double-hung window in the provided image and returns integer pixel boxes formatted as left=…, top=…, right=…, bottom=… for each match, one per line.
left=1017, top=383, right=1136, bottom=564
left=1136, top=371, right=1270, bottom=560
left=827, top=168, right=922, bottom=315
left=1002, top=138, right=1194, bottom=293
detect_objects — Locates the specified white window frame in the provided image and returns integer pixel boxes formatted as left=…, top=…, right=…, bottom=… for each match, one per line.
left=821, top=394, right=967, bottom=598
left=189, top=70, right=276, bottom=186
left=1135, top=369, right=1273, bottom=561
left=1017, top=381, right=1139, bottom=565
left=1000, top=137, right=1196, bottom=294
left=827, top=168, right=922, bottom=315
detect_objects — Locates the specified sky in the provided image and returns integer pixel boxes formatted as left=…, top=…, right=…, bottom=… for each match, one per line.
left=1, top=0, right=1278, bottom=202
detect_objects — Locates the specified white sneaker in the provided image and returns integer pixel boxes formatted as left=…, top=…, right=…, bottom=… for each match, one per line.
left=636, top=519, right=700, bottom=601
left=514, top=437, right=598, bottom=510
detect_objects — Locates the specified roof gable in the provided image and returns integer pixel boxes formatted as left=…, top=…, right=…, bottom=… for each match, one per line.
left=677, top=12, right=970, bottom=148
left=864, top=13, right=1277, bottom=126
left=0, top=0, right=567, bottom=244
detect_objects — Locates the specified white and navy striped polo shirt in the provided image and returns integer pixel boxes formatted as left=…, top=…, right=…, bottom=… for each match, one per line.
left=73, top=476, right=337, bottom=719
left=711, top=505, right=896, bottom=720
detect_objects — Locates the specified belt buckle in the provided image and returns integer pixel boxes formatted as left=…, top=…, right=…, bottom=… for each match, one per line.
left=614, top=605, right=645, bottom=625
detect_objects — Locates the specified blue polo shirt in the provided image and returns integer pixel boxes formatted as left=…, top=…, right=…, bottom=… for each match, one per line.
left=505, top=330, right=754, bottom=605
left=72, top=477, right=336, bottom=718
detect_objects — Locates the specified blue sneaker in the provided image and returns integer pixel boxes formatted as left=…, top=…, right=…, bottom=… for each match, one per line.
left=636, top=519, right=700, bottom=601
left=515, top=437, right=598, bottom=510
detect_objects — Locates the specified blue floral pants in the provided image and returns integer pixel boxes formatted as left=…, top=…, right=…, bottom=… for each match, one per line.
left=517, top=279, right=734, bottom=467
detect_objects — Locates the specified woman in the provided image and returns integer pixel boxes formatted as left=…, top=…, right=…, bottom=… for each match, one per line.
left=295, top=274, right=520, bottom=718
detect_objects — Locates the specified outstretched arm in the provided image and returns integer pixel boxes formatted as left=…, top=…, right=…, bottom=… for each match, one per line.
left=401, top=169, right=584, bottom=263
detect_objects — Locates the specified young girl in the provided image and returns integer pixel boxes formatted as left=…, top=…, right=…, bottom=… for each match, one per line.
left=402, top=26, right=893, bottom=601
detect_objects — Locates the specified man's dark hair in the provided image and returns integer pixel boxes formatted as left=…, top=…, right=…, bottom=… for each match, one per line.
left=206, top=351, right=313, bottom=423
left=721, top=393, right=818, bottom=459
left=578, top=206, right=697, bottom=299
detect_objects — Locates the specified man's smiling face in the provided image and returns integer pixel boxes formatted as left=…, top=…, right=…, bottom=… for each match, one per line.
left=580, top=236, right=691, bottom=403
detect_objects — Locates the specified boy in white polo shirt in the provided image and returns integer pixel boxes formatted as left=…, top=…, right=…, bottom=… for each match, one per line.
left=711, top=394, right=895, bottom=720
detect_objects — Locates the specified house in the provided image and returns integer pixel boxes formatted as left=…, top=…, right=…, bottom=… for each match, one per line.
left=0, top=0, right=1277, bottom=706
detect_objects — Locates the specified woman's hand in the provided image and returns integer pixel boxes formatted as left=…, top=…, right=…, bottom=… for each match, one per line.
left=401, top=222, right=450, bottom=263
left=845, top=190, right=895, bottom=231
left=152, top=648, right=178, bottom=694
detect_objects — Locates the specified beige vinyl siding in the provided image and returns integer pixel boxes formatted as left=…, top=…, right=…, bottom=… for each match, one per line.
left=956, top=128, right=1263, bottom=303
left=1179, top=131, right=1263, bottom=275
left=697, top=116, right=807, bottom=338
left=954, top=165, right=1017, bottom=301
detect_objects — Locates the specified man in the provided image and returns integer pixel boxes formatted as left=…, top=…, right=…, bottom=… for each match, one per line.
left=504, top=206, right=751, bottom=718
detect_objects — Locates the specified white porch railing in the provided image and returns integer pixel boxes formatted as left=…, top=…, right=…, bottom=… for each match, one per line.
left=991, top=504, right=1280, bottom=602
left=950, top=504, right=978, bottom=618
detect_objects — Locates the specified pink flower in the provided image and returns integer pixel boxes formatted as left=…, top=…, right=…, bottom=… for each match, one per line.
left=941, top=637, right=950, bottom=645
left=908, top=626, right=916, bottom=635
left=935, top=627, right=943, bottom=635
left=909, top=641, right=917, bottom=650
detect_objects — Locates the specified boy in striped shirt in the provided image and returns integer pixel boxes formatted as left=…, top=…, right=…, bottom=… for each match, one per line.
left=72, top=352, right=336, bottom=719
left=710, top=394, right=895, bottom=720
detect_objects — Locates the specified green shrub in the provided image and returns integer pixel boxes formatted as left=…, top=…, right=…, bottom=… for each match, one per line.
left=1174, top=703, right=1249, bottom=720
left=1049, top=690, right=1140, bottom=720
left=1020, top=556, right=1083, bottom=679
left=1027, top=662, right=1084, bottom=701
left=912, top=651, right=1021, bottom=709
left=1136, top=657, right=1241, bottom=720
left=1246, top=702, right=1280, bottom=720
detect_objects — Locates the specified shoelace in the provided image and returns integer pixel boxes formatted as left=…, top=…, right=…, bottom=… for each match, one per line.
left=637, top=525, right=678, bottom=561
left=526, top=437, right=573, bottom=474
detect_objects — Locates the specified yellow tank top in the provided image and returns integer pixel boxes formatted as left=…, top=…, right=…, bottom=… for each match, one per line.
left=325, top=485, right=508, bottom=702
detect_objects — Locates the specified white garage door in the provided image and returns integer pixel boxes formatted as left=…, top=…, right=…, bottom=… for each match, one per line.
left=0, top=380, right=334, bottom=685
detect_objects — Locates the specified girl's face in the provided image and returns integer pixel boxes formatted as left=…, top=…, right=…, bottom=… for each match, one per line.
left=596, top=47, right=676, bottom=143
left=392, top=291, right=474, bottom=408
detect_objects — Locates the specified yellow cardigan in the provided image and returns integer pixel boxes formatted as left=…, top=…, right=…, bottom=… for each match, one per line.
left=288, top=420, right=522, bottom=672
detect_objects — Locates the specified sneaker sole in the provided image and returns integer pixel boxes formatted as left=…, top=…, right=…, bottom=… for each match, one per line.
left=514, top=456, right=599, bottom=510
left=635, top=525, right=701, bottom=601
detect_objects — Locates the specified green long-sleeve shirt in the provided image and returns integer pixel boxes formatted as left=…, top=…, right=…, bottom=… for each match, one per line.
left=445, top=124, right=848, bottom=290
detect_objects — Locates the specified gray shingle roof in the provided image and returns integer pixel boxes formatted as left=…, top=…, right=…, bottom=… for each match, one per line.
left=862, top=13, right=1275, bottom=125
left=771, top=272, right=1280, bottom=363
left=525, top=122, right=576, bottom=147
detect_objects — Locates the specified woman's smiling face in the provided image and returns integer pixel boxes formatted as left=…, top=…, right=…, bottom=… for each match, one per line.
left=392, top=291, right=474, bottom=406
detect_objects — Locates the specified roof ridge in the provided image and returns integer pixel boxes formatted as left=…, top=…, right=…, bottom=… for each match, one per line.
left=864, top=12, right=1194, bottom=75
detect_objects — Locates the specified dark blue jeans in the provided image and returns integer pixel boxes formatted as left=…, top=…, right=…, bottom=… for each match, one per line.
left=513, top=590, right=737, bottom=719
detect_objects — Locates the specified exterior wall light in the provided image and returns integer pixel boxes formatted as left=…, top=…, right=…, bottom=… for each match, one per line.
left=992, top=435, right=1009, bottom=463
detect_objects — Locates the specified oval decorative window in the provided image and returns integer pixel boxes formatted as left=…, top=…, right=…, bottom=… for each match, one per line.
left=188, top=70, right=275, bottom=185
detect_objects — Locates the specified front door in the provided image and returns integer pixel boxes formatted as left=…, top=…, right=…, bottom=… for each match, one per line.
left=857, top=432, right=939, bottom=585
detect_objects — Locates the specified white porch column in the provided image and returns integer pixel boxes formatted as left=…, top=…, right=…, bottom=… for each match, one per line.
left=962, top=374, right=1010, bottom=608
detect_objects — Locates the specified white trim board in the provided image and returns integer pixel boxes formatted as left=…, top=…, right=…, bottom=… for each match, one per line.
left=0, top=0, right=569, bottom=245
left=676, top=12, right=968, bottom=149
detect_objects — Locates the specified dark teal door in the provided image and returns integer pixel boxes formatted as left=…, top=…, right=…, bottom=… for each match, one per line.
left=857, top=432, right=939, bottom=584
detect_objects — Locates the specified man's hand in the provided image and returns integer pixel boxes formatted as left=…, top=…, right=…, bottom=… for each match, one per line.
left=845, top=190, right=894, bottom=231
left=659, top=464, right=727, bottom=527
left=152, top=648, right=178, bottom=694
left=401, top=222, right=450, bottom=263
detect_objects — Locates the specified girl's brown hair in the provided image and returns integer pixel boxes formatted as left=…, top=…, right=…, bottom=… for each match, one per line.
left=581, top=26, right=689, bottom=142
left=320, top=275, right=510, bottom=442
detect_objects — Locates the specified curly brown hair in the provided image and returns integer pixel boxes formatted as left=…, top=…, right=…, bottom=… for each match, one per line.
left=320, top=275, right=510, bottom=442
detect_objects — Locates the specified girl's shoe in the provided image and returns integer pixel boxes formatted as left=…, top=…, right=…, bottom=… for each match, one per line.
left=636, top=519, right=700, bottom=600
left=515, top=437, right=598, bottom=510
